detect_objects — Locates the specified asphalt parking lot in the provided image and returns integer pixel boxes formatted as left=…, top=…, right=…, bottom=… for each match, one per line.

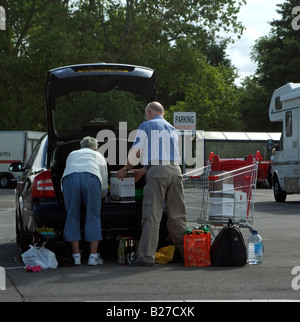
left=0, top=188, right=300, bottom=303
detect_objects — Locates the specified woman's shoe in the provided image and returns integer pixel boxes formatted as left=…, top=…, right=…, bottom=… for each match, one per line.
left=88, top=253, right=104, bottom=266
left=72, top=253, right=81, bottom=266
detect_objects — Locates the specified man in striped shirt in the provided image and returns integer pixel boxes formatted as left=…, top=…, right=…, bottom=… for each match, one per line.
left=118, top=102, right=187, bottom=266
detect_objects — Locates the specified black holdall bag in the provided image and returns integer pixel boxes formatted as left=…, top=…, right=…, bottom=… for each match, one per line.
left=210, top=219, right=247, bottom=267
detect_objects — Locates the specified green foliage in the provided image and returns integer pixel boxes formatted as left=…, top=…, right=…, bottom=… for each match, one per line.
left=233, top=76, right=278, bottom=132
left=0, top=0, right=246, bottom=131
left=166, top=50, right=242, bottom=131
left=240, top=0, right=300, bottom=132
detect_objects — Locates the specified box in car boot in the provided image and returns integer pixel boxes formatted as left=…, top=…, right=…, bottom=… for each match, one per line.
left=110, top=171, right=135, bottom=203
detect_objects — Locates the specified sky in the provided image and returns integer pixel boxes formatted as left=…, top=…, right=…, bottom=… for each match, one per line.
left=227, top=0, right=285, bottom=86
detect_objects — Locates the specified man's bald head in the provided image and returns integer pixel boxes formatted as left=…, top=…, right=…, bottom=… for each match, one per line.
left=145, top=102, right=164, bottom=120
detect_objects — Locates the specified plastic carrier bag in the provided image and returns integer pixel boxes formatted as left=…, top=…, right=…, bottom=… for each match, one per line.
left=184, top=229, right=212, bottom=267
left=155, top=245, right=176, bottom=264
left=21, top=245, right=58, bottom=269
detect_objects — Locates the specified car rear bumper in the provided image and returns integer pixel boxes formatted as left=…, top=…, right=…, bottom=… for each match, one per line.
left=29, top=200, right=144, bottom=238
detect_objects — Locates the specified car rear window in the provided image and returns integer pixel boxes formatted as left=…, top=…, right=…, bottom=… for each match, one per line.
left=53, top=90, right=146, bottom=133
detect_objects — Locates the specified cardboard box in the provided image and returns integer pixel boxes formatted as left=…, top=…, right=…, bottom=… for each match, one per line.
left=110, top=171, right=135, bottom=203
left=208, top=196, right=235, bottom=220
left=209, top=171, right=234, bottom=191
left=208, top=183, right=235, bottom=221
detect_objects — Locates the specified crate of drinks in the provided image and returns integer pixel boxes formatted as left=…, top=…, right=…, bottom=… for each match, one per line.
left=117, top=236, right=136, bottom=265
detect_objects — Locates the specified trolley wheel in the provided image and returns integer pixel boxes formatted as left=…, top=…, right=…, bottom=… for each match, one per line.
left=273, top=175, right=287, bottom=203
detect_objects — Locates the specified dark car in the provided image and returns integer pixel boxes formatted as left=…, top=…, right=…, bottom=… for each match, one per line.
left=10, top=63, right=167, bottom=253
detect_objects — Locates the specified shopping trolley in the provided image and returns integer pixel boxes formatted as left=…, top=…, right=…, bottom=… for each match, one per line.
left=182, top=165, right=211, bottom=223
left=183, top=163, right=258, bottom=234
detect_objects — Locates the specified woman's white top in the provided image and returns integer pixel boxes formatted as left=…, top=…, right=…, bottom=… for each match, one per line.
left=62, top=148, right=108, bottom=198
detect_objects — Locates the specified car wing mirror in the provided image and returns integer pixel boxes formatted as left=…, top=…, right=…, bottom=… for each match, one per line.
left=9, top=162, right=24, bottom=172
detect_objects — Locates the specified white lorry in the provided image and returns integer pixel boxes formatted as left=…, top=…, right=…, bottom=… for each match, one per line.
left=0, top=131, right=45, bottom=188
left=269, top=83, right=300, bottom=202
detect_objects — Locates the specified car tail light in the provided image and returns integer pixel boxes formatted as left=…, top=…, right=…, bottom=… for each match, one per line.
left=32, top=170, right=56, bottom=198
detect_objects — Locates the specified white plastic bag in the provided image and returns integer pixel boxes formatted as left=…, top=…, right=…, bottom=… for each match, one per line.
left=21, top=245, right=58, bottom=269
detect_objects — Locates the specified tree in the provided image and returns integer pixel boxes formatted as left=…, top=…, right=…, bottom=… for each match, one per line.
left=0, top=0, right=74, bottom=130
left=252, top=0, right=300, bottom=92
left=239, top=0, right=300, bottom=131
left=166, top=46, right=242, bottom=131
left=234, top=76, right=278, bottom=131
left=0, top=0, right=246, bottom=131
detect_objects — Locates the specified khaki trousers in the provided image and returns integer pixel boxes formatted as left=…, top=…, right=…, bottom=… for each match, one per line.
left=138, top=165, right=187, bottom=263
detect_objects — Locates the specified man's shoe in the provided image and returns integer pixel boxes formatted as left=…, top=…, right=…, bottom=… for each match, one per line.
left=128, top=258, right=155, bottom=267
left=88, top=253, right=104, bottom=266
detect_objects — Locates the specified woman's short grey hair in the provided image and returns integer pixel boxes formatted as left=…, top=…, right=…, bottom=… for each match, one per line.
left=80, top=136, right=98, bottom=150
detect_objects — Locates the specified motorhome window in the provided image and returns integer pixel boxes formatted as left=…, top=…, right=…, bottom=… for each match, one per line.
left=276, top=134, right=283, bottom=151
left=285, top=111, right=293, bottom=137
left=275, top=97, right=282, bottom=110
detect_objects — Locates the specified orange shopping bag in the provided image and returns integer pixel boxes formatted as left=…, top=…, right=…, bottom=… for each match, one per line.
left=184, top=230, right=212, bottom=267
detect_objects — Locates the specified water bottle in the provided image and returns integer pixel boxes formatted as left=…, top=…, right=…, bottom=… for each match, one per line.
left=247, top=230, right=263, bottom=265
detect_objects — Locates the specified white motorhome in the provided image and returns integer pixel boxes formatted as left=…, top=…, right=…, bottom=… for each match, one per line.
left=269, top=83, right=300, bottom=202
left=0, top=131, right=45, bottom=188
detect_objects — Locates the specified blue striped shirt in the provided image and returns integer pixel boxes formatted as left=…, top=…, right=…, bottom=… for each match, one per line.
left=132, top=116, right=181, bottom=166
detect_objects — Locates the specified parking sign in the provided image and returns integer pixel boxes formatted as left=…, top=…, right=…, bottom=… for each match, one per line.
left=173, top=112, right=196, bottom=131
